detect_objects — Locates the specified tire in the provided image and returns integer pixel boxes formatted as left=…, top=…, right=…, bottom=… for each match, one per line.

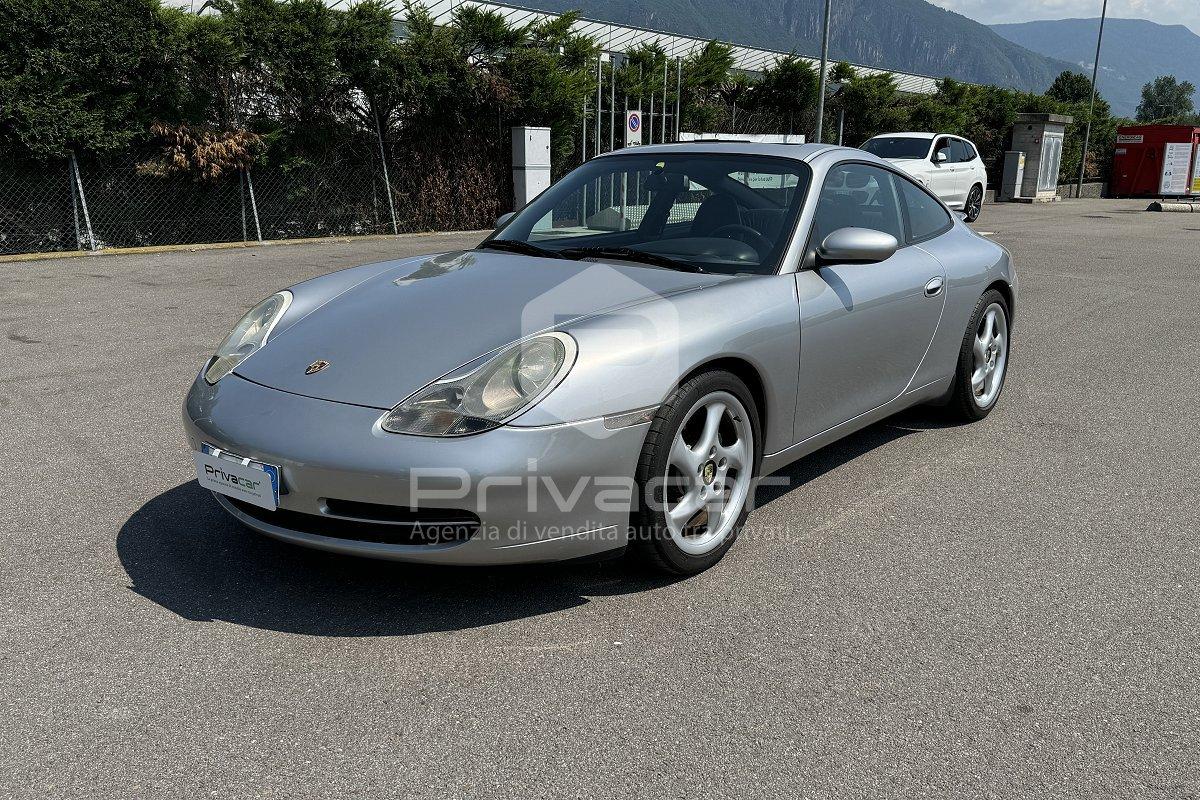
left=631, top=370, right=761, bottom=575
left=964, top=184, right=984, bottom=223
left=945, top=289, right=1010, bottom=422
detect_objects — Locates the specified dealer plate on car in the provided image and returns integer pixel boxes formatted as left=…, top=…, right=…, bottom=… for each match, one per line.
left=193, top=444, right=280, bottom=511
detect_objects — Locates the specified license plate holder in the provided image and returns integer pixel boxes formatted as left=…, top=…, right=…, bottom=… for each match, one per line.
left=193, top=444, right=280, bottom=511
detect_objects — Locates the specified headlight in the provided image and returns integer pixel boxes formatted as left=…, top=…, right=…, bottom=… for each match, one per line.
left=203, top=291, right=292, bottom=384
left=381, top=333, right=576, bottom=436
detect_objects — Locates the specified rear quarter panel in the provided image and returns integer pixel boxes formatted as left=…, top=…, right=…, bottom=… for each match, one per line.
left=913, top=222, right=1014, bottom=389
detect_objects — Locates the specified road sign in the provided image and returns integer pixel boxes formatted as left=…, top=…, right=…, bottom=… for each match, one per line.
left=625, top=111, right=642, bottom=147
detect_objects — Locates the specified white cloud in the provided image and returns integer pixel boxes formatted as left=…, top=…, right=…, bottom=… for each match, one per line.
left=930, top=0, right=1200, bottom=36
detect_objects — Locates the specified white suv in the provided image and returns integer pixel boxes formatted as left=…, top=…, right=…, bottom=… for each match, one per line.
left=862, top=132, right=987, bottom=222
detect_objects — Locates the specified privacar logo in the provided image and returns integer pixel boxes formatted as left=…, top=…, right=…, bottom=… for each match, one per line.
left=205, top=464, right=262, bottom=492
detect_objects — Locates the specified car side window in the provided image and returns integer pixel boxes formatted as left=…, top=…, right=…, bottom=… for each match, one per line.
left=950, top=139, right=968, bottom=163
left=811, top=163, right=905, bottom=247
left=958, top=140, right=978, bottom=162
left=896, top=174, right=953, bottom=242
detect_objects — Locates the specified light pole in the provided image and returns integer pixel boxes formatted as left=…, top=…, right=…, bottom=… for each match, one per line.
left=1076, top=0, right=1108, bottom=198
left=815, top=0, right=832, bottom=144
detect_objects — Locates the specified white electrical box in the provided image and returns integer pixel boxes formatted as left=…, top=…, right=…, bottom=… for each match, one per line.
left=512, top=126, right=551, bottom=210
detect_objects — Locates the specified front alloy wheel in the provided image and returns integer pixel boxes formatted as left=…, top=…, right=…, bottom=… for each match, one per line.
left=663, top=391, right=754, bottom=556
left=633, top=371, right=759, bottom=574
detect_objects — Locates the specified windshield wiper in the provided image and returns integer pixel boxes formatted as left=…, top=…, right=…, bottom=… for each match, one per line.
left=476, top=239, right=564, bottom=259
left=558, top=246, right=706, bottom=273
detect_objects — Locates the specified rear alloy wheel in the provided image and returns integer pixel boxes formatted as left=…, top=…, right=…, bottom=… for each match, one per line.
left=964, top=185, right=984, bottom=223
left=632, top=371, right=759, bottom=574
left=946, top=289, right=1010, bottom=421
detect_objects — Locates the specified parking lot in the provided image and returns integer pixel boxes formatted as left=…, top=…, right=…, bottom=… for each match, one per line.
left=2, top=198, right=1198, bottom=797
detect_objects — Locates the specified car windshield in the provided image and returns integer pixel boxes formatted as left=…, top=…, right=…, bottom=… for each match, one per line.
left=862, top=136, right=933, bottom=160
left=486, top=153, right=813, bottom=275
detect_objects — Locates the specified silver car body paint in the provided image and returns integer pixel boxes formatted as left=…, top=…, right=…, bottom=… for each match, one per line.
left=184, top=143, right=1016, bottom=564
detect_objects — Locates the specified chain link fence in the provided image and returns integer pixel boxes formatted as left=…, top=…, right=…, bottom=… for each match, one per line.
left=1, top=97, right=803, bottom=258
left=0, top=135, right=510, bottom=256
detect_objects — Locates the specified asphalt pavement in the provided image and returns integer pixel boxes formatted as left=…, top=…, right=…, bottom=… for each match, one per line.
left=2, top=200, right=1198, bottom=797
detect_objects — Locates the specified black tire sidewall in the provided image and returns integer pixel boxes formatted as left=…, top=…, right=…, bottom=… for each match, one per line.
left=949, top=289, right=1010, bottom=421
left=965, top=185, right=983, bottom=222
left=632, top=370, right=761, bottom=575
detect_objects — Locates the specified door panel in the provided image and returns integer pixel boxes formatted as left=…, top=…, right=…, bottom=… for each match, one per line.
left=950, top=139, right=976, bottom=205
left=929, top=137, right=958, bottom=206
left=793, top=161, right=948, bottom=442
left=793, top=247, right=947, bottom=441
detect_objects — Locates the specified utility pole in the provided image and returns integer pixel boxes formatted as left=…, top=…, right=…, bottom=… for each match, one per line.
left=1076, top=0, right=1108, bottom=199
left=815, top=0, right=832, bottom=144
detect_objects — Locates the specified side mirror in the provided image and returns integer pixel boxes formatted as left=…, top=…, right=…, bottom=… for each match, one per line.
left=495, top=211, right=515, bottom=229
left=816, top=227, right=899, bottom=265
left=933, top=151, right=949, bottom=164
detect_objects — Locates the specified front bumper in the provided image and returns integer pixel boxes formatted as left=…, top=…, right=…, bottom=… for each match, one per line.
left=183, top=374, right=648, bottom=564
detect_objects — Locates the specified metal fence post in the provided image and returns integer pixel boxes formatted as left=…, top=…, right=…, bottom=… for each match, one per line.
left=244, top=167, right=263, bottom=243
left=675, top=57, right=682, bottom=141
left=239, top=169, right=248, bottom=242
left=374, top=108, right=399, bottom=235
left=69, top=152, right=97, bottom=251
left=68, top=161, right=82, bottom=250
left=662, top=59, right=668, bottom=144
left=609, top=58, right=616, bottom=153
left=596, top=54, right=602, bottom=155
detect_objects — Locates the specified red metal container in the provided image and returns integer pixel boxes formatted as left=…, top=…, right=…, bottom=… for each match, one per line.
left=1111, top=125, right=1200, bottom=197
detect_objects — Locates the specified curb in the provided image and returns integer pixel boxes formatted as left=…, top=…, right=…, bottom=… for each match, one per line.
left=1146, top=201, right=1199, bottom=213
left=0, top=230, right=491, bottom=265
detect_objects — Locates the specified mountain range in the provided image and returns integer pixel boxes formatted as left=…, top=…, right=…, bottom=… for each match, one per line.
left=990, top=18, right=1200, bottom=118
left=512, top=0, right=1077, bottom=92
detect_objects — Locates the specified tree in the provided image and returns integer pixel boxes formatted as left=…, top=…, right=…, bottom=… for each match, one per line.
left=751, top=55, right=818, bottom=133
left=1046, top=71, right=1094, bottom=105
left=829, top=62, right=856, bottom=84
left=496, top=14, right=597, bottom=166
left=1136, top=75, right=1196, bottom=122
left=838, top=72, right=908, bottom=146
left=673, top=41, right=733, bottom=134
left=620, top=42, right=670, bottom=104
left=681, top=41, right=735, bottom=102
left=334, top=0, right=406, bottom=132
left=0, top=0, right=179, bottom=160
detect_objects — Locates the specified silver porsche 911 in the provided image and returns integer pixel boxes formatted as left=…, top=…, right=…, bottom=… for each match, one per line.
left=184, top=142, right=1015, bottom=574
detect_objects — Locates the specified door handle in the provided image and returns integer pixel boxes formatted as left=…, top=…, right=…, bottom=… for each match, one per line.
left=924, top=276, right=944, bottom=297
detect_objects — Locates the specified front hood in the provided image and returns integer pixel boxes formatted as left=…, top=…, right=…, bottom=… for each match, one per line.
left=234, top=250, right=726, bottom=408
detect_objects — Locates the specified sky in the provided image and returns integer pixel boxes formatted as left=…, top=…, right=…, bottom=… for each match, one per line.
left=929, top=0, right=1200, bottom=36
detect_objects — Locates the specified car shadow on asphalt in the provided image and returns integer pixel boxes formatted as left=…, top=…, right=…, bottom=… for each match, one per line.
left=117, top=480, right=684, bottom=637
left=751, top=407, right=961, bottom=507
left=118, top=409, right=957, bottom=637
